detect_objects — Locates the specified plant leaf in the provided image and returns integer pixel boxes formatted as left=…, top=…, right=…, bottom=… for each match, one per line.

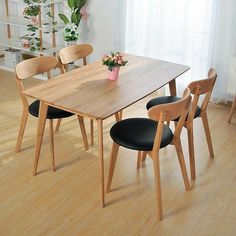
left=59, top=14, right=70, bottom=25
left=68, top=0, right=77, bottom=10
left=71, top=12, right=82, bottom=26
left=79, top=0, right=87, bottom=9
left=108, top=65, right=113, bottom=71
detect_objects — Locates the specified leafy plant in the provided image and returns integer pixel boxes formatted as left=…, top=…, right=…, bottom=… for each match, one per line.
left=63, top=23, right=79, bottom=42
left=59, top=0, right=87, bottom=27
left=23, top=5, right=40, bottom=17
left=22, top=0, right=57, bottom=52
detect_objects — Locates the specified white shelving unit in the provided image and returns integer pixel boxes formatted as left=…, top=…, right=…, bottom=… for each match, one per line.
left=9, top=0, right=63, bottom=4
left=0, top=0, right=64, bottom=74
left=0, top=15, right=64, bottom=30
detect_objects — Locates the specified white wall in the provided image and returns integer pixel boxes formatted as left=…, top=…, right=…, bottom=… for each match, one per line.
left=80, top=0, right=115, bottom=62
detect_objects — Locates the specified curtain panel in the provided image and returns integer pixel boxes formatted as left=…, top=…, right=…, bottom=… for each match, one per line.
left=118, top=0, right=236, bottom=103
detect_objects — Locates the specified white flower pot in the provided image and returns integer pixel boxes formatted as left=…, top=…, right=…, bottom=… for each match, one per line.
left=65, top=40, right=78, bottom=47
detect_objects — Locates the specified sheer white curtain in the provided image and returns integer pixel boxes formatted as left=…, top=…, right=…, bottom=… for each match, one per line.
left=123, top=0, right=236, bottom=102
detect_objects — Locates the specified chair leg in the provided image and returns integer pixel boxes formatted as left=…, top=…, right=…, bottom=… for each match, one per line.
left=201, top=112, right=214, bottom=157
left=15, top=108, right=28, bottom=153
left=55, top=118, right=62, bottom=132
left=187, top=125, right=196, bottom=180
left=119, top=110, right=123, bottom=120
left=174, top=121, right=178, bottom=128
left=115, top=112, right=120, bottom=122
left=141, top=151, right=147, bottom=162
left=136, top=151, right=141, bottom=169
left=152, top=153, right=163, bottom=220
left=90, top=119, right=94, bottom=146
left=228, top=96, right=236, bottom=123
left=174, top=139, right=191, bottom=190
left=77, top=115, right=89, bottom=151
left=49, top=120, right=55, bottom=172
left=106, top=142, right=120, bottom=193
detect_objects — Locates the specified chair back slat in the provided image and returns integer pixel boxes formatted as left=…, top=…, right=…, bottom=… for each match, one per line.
left=59, top=44, right=93, bottom=71
left=188, top=68, right=217, bottom=95
left=187, top=68, right=217, bottom=117
left=15, top=56, right=58, bottom=80
left=188, top=78, right=216, bottom=95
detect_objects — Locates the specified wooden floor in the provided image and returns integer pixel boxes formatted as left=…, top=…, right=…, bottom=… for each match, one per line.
left=1, top=69, right=236, bottom=236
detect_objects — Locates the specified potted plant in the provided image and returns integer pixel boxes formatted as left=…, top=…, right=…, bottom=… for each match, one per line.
left=22, top=0, right=57, bottom=52
left=59, top=0, right=87, bottom=45
left=102, top=52, right=128, bottom=80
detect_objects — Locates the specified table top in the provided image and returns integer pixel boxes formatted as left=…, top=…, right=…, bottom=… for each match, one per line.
left=23, top=54, right=189, bottom=120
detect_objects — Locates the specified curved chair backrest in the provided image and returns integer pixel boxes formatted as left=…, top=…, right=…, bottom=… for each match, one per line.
left=15, top=56, right=58, bottom=80
left=59, top=44, right=93, bottom=73
left=148, top=88, right=191, bottom=151
left=188, top=68, right=217, bottom=95
left=15, top=56, right=58, bottom=107
left=187, top=68, right=217, bottom=122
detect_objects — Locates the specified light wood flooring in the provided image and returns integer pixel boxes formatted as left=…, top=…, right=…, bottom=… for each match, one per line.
left=1, top=69, right=236, bottom=236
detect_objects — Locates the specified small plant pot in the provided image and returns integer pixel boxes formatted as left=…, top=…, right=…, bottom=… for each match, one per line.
left=65, top=40, right=78, bottom=47
left=108, top=67, right=120, bottom=81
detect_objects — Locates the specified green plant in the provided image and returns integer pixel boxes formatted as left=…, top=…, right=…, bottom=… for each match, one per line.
left=23, top=0, right=57, bottom=52
left=59, top=0, right=87, bottom=27
left=23, top=5, right=40, bottom=17
left=63, top=23, right=79, bottom=42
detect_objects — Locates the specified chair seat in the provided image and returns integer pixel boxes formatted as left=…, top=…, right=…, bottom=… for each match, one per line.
left=146, top=96, right=201, bottom=119
left=110, top=118, right=173, bottom=151
left=29, top=100, right=74, bottom=119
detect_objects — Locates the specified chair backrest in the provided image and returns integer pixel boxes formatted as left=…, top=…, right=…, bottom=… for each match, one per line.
left=148, top=88, right=191, bottom=152
left=15, top=56, right=58, bottom=107
left=59, top=44, right=93, bottom=73
left=187, top=68, right=217, bottom=122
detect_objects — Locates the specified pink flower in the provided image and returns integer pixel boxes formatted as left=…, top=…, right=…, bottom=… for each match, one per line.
left=102, top=56, right=108, bottom=61
left=102, top=51, right=128, bottom=68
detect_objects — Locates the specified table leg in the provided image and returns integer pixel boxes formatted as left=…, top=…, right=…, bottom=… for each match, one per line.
left=97, top=119, right=105, bottom=207
left=32, top=101, right=48, bottom=176
left=169, top=79, right=177, bottom=96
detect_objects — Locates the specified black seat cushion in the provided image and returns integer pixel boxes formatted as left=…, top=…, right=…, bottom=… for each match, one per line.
left=110, top=118, right=173, bottom=151
left=146, top=96, right=201, bottom=120
left=29, top=100, right=74, bottom=119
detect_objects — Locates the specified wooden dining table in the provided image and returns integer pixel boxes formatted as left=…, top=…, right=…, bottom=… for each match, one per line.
left=23, top=54, right=189, bottom=207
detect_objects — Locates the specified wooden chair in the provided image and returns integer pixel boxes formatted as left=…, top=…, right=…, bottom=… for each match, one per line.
left=146, top=68, right=217, bottom=180
left=59, top=43, right=93, bottom=73
left=56, top=44, right=95, bottom=144
left=106, top=88, right=192, bottom=220
left=15, top=56, right=89, bottom=174
left=228, top=95, right=236, bottom=123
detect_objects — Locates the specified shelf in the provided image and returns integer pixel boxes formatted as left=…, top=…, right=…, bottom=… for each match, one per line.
left=0, top=16, right=28, bottom=28
left=8, top=0, right=63, bottom=6
left=1, top=0, right=64, bottom=80
left=0, top=16, right=64, bottom=30
left=0, top=37, right=64, bottom=55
